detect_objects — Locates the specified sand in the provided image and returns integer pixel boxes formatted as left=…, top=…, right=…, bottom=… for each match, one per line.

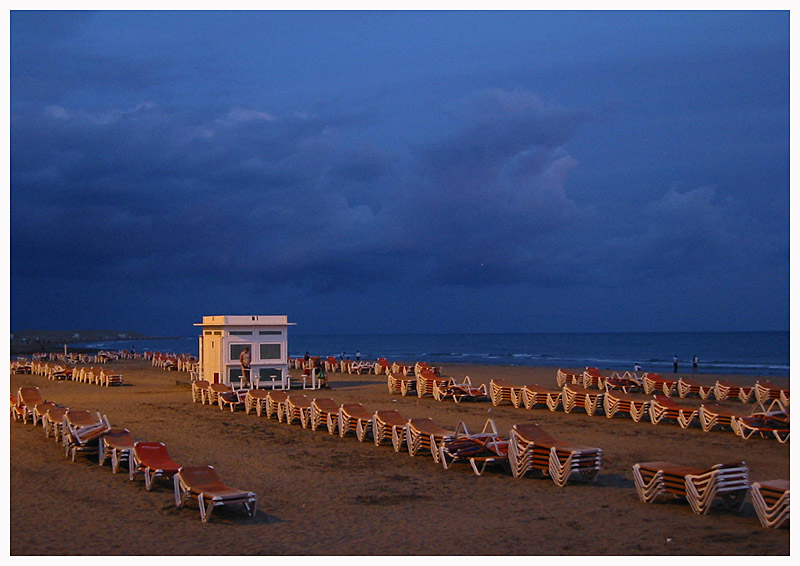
left=9, top=360, right=790, bottom=555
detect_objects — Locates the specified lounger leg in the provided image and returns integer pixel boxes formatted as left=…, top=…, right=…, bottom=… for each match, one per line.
left=174, top=475, right=183, bottom=508
left=391, top=427, right=403, bottom=452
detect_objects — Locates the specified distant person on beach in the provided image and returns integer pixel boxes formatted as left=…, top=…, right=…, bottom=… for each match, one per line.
left=356, top=350, right=361, bottom=361
left=693, top=354, right=699, bottom=372
left=673, top=355, right=678, bottom=373
left=304, top=351, right=310, bottom=363
left=239, top=347, right=251, bottom=385
left=634, top=362, right=641, bottom=372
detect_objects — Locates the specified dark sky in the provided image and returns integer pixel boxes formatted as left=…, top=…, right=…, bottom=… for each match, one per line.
left=9, top=10, right=790, bottom=336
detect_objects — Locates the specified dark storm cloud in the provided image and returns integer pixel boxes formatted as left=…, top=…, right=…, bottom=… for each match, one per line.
left=10, top=11, right=789, bottom=333
left=11, top=84, right=594, bottom=293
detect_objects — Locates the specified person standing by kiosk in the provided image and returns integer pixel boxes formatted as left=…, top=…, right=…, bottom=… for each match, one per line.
left=239, top=347, right=251, bottom=387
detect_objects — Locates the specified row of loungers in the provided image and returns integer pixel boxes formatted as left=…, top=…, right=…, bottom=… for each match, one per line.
left=19, top=360, right=125, bottom=386
left=297, top=356, right=440, bottom=378
left=188, top=383, right=789, bottom=525
left=557, top=367, right=790, bottom=406
left=495, top=380, right=791, bottom=443
left=391, top=371, right=790, bottom=443
left=190, top=382, right=603, bottom=487
left=10, top=385, right=255, bottom=523
left=632, top=461, right=790, bottom=526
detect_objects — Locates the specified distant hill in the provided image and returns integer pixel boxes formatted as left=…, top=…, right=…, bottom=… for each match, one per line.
left=10, top=329, right=152, bottom=355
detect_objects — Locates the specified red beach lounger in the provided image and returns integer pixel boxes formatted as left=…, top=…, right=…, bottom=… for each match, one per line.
left=174, top=465, right=257, bottom=523
left=130, top=441, right=181, bottom=491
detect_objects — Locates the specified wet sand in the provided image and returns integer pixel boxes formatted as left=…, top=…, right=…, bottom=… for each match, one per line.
left=9, top=360, right=790, bottom=555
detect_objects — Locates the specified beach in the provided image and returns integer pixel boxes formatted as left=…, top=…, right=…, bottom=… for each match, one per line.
left=10, top=360, right=790, bottom=555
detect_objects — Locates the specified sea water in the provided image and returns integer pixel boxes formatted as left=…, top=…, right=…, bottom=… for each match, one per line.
left=73, top=331, right=789, bottom=377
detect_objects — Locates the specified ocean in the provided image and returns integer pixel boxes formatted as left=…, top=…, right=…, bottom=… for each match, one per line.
left=72, top=331, right=789, bottom=378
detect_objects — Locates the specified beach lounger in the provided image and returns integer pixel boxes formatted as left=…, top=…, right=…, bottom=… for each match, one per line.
left=192, top=380, right=211, bottom=403
left=603, top=372, right=642, bottom=393
left=415, top=362, right=441, bottom=376
left=406, top=418, right=455, bottom=463
left=98, top=368, right=123, bottom=386
left=245, top=389, right=268, bottom=415
left=17, top=386, right=45, bottom=424
left=348, top=361, right=372, bottom=375
left=387, top=372, right=417, bottom=396
left=632, top=461, right=749, bottom=515
left=284, top=394, right=312, bottom=427
left=324, top=357, right=338, bottom=373
left=507, top=423, right=603, bottom=487
left=755, top=381, right=790, bottom=407
left=373, top=358, right=390, bottom=375
left=99, top=428, right=136, bottom=473
left=32, top=401, right=57, bottom=427
left=489, top=379, right=523, bottom=407
left=643, top=373, right=677, bottom=396
left=83, top=368, right=98, bottom=384
left=731, top=412, right=790, bottom=443
left=562, top=384, right=605, bottom=416
left=44, top=406, right=69, bottom=441
left=751, top=480, right=790, bottom=528
left=712, top=380, right=754, bottom=403
left=698, top=403, right=748, bottom=433
left=174, top=465, right=257, bottom=523
left=372, top=409, right=407, bottom=451
left=520, top=384, right=563, bottom=411
left=648, top=395, right=699, bottom=428
left=603, top=390, right=650, bottom=422
left=582, top=367, right=605, bottom=389
left=556, top=369, right=582, bottom=388
left=218, top=386, right=247, bottom=412
left=206, top=383, right=230, bottom=406
left=49, top=365, right=72, bottom=381
left=10, top=394, right=24, bottom=422
left=432, top=376, right=488, bottom=403
left=439, top=419, right=509, bottom=476
left=62, top=410, right=111, bottom=461
left=130, top=441, right=182, bottom=491
left=310, top=397, right=340, bottom=434
left=677, top=377, right=714, bottom=399
left=265, top=390, right=289, bottom=420
left=338, top=403, right=373, bottom=441
left=392, top=362, right=414, bottom=376
left=417, top=370, right=453, bottom=398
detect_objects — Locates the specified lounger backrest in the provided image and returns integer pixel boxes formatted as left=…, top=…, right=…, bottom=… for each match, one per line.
left=47, top=407, right=68, bottom=419
left=103, top=428, right=134, bottom=445
left=341, top=403, right=371, bottom=418
left=134, top=442, right=173, bottom=467
left=512, top=423, right=558, bottom=444
left=375, top=410, right=405, bottom=424
left=409, top=418, right=451, bottom=436
left=65, top=409, right=100, bottom=426
left=179, top=465, right=223, bottom=489
left=313, top=398, right=339, bottom=412
left=18, top=387, right=43, bottom=406
left=652, top=395, right=679, bottom=408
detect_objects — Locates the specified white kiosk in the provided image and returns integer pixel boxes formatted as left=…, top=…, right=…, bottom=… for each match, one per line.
left=194, top=315, right=294, bottom=388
